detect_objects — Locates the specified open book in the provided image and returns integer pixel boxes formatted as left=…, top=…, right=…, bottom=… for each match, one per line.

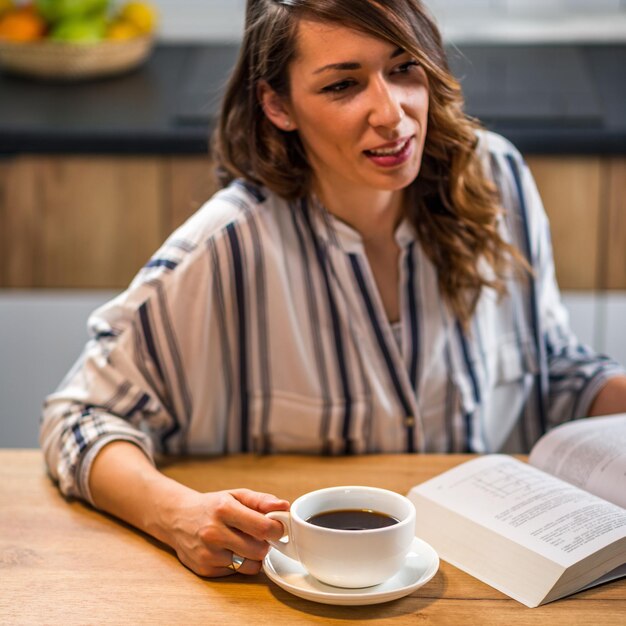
left=407, top=414, right=626, bottom=608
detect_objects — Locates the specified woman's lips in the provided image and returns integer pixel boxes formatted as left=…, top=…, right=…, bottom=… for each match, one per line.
left=363, top=137, right=414, bottom=168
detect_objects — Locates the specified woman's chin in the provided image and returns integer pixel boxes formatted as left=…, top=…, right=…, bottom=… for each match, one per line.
left=364, top=167, right=421, bottom=192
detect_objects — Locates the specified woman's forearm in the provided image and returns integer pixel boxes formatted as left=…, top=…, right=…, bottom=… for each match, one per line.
left=87, top=440, right=289, bottom=577
left=89, top=440, right=191, bottom=547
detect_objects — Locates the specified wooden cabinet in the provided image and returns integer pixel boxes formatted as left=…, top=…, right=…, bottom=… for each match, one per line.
left=166, top=156, right=219, bottom=232
left=0, top=155, right=217, bottom=289
left=605, top=158, right=626, bottom=291
left=0, top=157, right=39, bottom=288
left=526, top=156, right=625, bottom=292
left=0, top=154, right=624, bottom=290
left=526, top=156, right=603, bottom=291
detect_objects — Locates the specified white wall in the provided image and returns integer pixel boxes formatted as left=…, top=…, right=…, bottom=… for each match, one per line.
left=1, top=290, right=625, bottom=448
left=152, top=0, right=626, bottom=42
left=428, top=0, right=626, bottom=42
left=153, top=0, right=245, bottom=41
left=427, top=0, right=625, bottom=14
left=0, top=291, right=119, bottom=448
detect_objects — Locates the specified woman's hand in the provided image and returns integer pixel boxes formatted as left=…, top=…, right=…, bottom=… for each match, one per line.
left=89, top=442, right=289, bottom=578
left=161, top=488, right=290, bottom=577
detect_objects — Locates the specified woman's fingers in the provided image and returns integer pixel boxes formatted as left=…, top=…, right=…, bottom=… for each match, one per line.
left=170, top=488, right=291, bottom=578
left=211, top=559, right=263, bottom=578
left=224, top=489, right=289, bottom=541
left=180, top=545, right=264, bottom=578
left=200, top=492, right=276, bottom=545
left=230, top=488, right=290, bottom=514
left=222, top=526, right=272, bottom=563
left=220, top=549, right=265, bottom=577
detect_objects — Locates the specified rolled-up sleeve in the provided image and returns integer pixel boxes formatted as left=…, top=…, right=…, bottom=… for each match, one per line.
left=40, top=231, right=218, bottom=505
left=40, top=316, right=160, bottom=505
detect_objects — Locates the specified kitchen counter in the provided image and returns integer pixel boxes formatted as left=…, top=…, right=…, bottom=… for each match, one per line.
left=1, top=43, right=625, bottom=156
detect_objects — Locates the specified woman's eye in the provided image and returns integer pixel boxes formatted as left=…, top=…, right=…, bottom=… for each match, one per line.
left=394, top=60, right=420, bottom=74
left=321, top=80, right=355, bottom=94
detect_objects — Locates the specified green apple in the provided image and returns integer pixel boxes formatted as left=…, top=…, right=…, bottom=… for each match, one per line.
left=36, top=0, right=110, bottom=24
left=50, top=15, right=107, bottom=42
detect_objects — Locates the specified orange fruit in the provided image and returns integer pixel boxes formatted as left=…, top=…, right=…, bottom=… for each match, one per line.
left=0, top=7, right=47, bottom=42
left=0, top=0, right=15, bottom=19
left=106, top=18, right=141, bottom=41
left=119, top=2, right=157, bottom=35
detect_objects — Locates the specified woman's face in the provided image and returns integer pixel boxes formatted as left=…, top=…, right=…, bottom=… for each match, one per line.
left=279, top=19, right=429, bottom=200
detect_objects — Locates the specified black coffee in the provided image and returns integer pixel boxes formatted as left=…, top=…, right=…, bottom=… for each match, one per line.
left=306, top=509, right=399, bottom=531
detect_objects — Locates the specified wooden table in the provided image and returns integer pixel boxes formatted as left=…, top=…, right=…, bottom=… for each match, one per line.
left=1, top=450, right=624, bottom=625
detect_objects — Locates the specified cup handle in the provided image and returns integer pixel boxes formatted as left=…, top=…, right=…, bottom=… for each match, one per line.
left=265, top=510, right=298, bottom=561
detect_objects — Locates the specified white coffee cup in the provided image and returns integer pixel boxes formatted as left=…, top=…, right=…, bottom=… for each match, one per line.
left=266, top=485, right=416, bottom=588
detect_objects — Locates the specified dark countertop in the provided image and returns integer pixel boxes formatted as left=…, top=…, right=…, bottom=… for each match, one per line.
left=1, top=43, right=625, bottom=156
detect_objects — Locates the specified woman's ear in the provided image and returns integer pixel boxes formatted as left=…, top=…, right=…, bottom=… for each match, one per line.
left=257, top=80, right=296, bottom=131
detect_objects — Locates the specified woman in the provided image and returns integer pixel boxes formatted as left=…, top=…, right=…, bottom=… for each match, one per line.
left=40, top=0, right=626, bottom=578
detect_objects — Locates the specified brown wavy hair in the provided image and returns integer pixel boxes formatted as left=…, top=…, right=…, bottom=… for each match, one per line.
left=213, top=0, right=526, bottom=326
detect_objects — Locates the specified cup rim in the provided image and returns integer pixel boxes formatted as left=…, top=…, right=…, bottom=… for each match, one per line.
left=290, top=485, right=415, bottom=534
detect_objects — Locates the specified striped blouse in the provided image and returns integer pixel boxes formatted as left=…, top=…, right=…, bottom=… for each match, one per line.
left=40, top=131, right=625, bottom=504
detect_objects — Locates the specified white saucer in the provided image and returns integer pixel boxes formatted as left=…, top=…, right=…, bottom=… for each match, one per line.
left=263, top=537, right=439, bottom=606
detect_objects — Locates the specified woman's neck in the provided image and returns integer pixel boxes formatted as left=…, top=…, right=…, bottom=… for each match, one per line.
left=314, top=182, right=404, bottom=323
left=313, top=183, right=405, bottom=244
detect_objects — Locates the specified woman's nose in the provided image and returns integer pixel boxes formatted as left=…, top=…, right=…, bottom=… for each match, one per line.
left=367, top=80, right=405, bottom=129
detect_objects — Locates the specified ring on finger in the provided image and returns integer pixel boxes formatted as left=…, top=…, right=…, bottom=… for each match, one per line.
left=227, top=553, right=246, bottom=572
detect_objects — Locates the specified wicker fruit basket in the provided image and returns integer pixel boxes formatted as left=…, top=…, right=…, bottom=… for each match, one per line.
left=0, top=36, right=153, bottom=80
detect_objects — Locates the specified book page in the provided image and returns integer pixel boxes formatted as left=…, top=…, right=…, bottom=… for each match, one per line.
left=529, top=414, right=626, bottom=508
left=413, top=455, right=626, bottom=567
left=579, top=563, right=626, bottom=592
